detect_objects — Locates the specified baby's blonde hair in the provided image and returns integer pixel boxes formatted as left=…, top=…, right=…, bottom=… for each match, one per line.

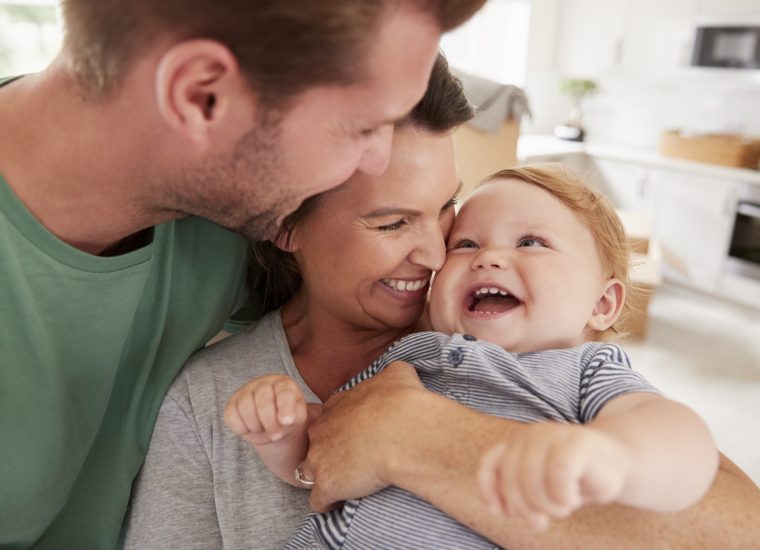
left=481, top=163, right=634, bottom=340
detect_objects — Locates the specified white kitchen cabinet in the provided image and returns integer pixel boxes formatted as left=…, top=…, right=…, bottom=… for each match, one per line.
left=556, top=0, right=629, bottom=78
left=588, top=157, right=658, bottom=218
left=555, top=0, right=699, bottom=78
left=649, top=170, right=737, bottom=292
left=620, top=0, right=697, bottom=77
left=585, top=155, right=738, bottom=293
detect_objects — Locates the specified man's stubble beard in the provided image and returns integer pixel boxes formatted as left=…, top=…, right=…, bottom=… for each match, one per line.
left=164, top=111, right=304, bottom=242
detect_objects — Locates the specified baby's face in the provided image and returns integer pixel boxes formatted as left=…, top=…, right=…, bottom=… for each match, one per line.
left=429, top=178, right=612, bottom=353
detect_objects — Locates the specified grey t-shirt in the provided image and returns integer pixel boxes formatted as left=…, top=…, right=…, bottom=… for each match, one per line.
left=124, top=310, right=318, bottom=550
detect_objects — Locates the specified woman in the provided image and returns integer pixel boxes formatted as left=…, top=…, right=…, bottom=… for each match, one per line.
left=124, top=53, right=468, bottom=549
left=126, top=55, right=760, bottom=549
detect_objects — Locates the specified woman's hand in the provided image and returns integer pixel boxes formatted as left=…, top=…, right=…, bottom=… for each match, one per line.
left=223, top=374, right=308, bottom=446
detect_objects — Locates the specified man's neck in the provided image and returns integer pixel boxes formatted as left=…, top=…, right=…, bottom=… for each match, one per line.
left=0, top=60, right=172, bottom=255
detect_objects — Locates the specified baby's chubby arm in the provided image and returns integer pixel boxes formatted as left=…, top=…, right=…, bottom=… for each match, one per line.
left=478, top=393, right=719, bottom=528
left=224, top=375, right=322, bottom=487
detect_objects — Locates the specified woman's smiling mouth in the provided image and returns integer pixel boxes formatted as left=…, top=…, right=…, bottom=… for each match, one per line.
left=382, top=277, right=430, bottom=292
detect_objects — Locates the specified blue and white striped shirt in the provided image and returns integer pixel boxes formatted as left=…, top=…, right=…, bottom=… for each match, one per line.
left=287, top=332, right=659, bottom=549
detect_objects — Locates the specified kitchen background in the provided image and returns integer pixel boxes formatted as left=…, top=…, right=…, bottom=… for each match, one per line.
left=2, top=0, right=759, bottom=485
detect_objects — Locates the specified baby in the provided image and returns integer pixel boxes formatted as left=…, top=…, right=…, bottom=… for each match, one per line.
left=225, top=164, right=718, bottom=548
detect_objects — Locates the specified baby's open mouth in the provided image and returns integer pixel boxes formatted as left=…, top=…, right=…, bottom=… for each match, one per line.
left=467, top=286, right=521, bottom=314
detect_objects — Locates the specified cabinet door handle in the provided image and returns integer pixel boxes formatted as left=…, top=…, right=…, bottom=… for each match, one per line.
left=737, top=202, right=760, bottom=219
left=637, top=175, right=648, bottom=199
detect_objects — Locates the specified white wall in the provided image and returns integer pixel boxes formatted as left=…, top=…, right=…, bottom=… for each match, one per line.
left=523, top=0, right=760, bottom=148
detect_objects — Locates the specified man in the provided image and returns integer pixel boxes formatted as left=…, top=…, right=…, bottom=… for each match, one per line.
left=0, top=1, right=485, bottom=547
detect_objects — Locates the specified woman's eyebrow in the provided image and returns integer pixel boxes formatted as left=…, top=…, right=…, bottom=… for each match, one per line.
left=362, top=206, right=422, bottom=218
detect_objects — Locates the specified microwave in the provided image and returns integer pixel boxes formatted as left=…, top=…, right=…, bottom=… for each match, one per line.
left=691, top=25, right=760, bottom=69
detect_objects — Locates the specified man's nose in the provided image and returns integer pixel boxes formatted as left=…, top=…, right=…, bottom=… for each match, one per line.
left=356, top=125, right=393, bottom=177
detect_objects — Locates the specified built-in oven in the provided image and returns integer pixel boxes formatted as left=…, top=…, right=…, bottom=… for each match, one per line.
left=726, top=185, right=760, bottom=282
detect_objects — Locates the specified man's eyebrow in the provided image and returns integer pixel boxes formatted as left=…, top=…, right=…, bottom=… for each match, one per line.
left=452, top=181, right=464, bottom=199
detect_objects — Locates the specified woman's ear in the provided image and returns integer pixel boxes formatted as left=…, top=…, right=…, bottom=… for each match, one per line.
left=274, top=230, right=298, bottom=253
left=155, top=39, right=254, bottom=146
left=587, top=278, right=625, bottom=332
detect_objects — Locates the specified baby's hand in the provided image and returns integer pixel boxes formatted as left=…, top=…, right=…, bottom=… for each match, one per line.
left=477, top=422, right=631, bottom=529
left=224, top=375, right=308, bottom=446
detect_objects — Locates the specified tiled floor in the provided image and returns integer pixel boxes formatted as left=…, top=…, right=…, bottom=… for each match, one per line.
left=617, top=282, right=760, bottom=486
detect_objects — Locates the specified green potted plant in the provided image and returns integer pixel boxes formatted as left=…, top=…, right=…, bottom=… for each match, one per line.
left=554, top=78, right=598, bottom=142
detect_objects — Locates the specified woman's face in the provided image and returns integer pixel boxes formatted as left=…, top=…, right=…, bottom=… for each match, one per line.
left=291, top=127, right=460, bottom=330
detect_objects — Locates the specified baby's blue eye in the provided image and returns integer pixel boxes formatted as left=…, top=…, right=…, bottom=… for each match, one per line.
left=449, top=238, right=478, bottom=250
left=518, top=236, right=547, bottom=248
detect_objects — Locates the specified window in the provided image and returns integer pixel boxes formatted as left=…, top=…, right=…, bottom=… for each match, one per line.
left=440, top=0, right=531, bottom=86
left=0, top=1, right=61, bottom=76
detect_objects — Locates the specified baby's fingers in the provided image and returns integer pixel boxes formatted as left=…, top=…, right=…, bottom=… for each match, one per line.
left=272, top=378, right=306, bottom=427
left=253, top=384, right=284, bottom=439
left=223, top=396, right=251, bottom=435
left=224, top=390, right=266, bottom=436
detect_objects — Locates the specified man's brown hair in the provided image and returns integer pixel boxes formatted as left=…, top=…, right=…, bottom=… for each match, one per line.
left=61, top=0, right=485, bottom=99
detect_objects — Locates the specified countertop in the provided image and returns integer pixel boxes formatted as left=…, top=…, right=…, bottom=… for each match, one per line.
left=518, top=134, right=760, bottom=185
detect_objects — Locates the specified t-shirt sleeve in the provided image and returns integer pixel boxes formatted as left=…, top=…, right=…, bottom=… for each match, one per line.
left=578, top=344, right=661, bottom=423
left=123, top=391, right=222, bottom=550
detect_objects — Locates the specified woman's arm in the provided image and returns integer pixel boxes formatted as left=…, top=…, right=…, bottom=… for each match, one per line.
left=304, top=362, right=760, bottom=548
left=124, top=395, right=223, bottom=550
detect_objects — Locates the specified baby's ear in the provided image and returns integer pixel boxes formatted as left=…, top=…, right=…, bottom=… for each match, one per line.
left=587, top=278, right=625, bottom=332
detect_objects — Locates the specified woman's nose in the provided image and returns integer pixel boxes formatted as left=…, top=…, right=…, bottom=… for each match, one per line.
left=408, top=224, right=447, bottom=271
left=356, top=125, right=393, bottom=177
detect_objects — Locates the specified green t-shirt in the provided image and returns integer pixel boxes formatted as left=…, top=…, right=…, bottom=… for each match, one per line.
left=0, top=166, right=252, bottom=547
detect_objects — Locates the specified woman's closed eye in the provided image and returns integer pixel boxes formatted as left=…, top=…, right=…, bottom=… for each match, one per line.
left=377, top=218, right=408, bottom=232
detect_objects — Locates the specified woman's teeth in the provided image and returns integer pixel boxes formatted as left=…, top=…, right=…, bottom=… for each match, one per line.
left=382, top=278, right=429, bottom=292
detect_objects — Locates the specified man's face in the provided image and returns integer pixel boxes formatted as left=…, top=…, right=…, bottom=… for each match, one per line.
left=190, top=8, right=441, bottom=241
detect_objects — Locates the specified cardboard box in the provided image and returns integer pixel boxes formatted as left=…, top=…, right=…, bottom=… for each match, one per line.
left=454, top=120, right=519, bottom=197
left=616, top=210, right=650, bottom=255
left=660, top=130, right=760, bottom=169
left=618, top=241, right=663, bottom=339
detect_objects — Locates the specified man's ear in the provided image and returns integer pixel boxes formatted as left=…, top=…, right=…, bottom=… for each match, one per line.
left=587, top=278, right=625, bottom=332
left=155, top=39, right=254, bottom=145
